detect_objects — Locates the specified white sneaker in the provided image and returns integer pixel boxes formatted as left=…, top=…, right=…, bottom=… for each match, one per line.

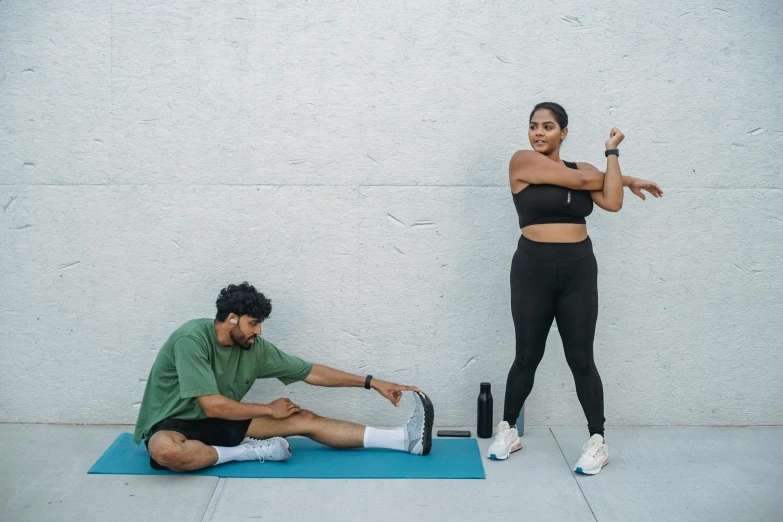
left=573, top=434, right=608, bottom=474
left=403, top=391, right=434, bottom=456
left=241, top=437, right=292, bottom=462
left=487, top=421, right=521, bottom=460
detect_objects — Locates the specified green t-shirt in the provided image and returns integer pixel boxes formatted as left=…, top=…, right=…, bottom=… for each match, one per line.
left=133, top=318, right=312, bottom=444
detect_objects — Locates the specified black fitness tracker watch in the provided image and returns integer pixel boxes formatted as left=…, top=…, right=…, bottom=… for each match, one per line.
left=605, top=149, right=619, bottom=157
left=364, top=375, right=373, bottom=389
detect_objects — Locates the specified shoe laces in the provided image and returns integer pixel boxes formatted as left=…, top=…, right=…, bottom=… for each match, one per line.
left=582, top=439, right=604, bottom=458
left=250, top=447, right=267, bottom=463
left=494, top=424, right=516, bottom=443
left=405, top=396, right=423, bottom=426
left=247, top=440, right=280, bottom=462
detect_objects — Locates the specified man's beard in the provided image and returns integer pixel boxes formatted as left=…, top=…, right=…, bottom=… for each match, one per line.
left=230, top=327, right=255, bottom=350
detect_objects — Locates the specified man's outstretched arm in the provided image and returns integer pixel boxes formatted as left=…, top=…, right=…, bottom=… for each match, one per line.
left=304, top=363, right=420, bottom=407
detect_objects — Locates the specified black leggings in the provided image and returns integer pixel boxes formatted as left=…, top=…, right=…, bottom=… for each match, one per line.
left=503, top=235, right=605, bottom=437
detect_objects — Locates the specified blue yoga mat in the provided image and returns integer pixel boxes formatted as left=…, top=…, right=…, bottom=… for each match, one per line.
left=88, top=433, right=485, bottom=479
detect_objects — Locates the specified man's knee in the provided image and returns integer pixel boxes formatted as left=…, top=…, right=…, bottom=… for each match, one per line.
left=291, top=409, right=321, bottom=433
left=148, top=435, right=186, bottom=469
left=150, top=443, right=183, bottom=468
left=296, top=409, right=319, bottom=423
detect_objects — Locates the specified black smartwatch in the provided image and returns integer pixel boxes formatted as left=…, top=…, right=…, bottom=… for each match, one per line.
left=364, top=375, right=373, bottom=389
left=605, top=149, right=619, bottom=157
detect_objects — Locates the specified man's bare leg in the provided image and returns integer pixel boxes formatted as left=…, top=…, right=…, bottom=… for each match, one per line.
left=248, top=391, right=433, bottom=455
left=146, top=413, right=369, bottom=471
left=246, top=410, right=366, bottom=448
left=147, top=430, right=218, bottom=471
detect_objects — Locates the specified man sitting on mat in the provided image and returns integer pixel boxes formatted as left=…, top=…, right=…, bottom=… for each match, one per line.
left=133, top=282, right=434, bottom=472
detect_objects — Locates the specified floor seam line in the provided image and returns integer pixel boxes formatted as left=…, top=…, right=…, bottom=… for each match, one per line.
left=550, top=428, right=598, bottom=522
left=201, top=477, right=226, bottom=522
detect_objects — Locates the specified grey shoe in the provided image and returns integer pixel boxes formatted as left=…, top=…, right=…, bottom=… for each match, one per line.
left=403, top=391, right=434, bottom=456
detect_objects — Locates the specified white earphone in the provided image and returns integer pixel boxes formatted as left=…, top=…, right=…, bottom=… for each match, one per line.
left=230, top=318, right=238, bottom=324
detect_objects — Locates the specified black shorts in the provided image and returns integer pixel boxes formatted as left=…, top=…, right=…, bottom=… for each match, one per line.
left=144, top=417, right=252, bottom=470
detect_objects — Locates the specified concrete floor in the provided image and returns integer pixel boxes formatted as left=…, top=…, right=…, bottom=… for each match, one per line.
left=1, top=424, right=781, bottom=522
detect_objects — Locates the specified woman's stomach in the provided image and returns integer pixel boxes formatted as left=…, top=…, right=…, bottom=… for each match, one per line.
left=521, top=223, right=588, bottom=243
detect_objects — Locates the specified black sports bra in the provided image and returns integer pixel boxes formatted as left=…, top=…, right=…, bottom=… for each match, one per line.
left=512, top=161, right=594, bottom=229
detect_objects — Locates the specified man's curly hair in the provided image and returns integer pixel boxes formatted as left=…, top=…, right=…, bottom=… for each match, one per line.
left=215, top=282, right=272, bottom=322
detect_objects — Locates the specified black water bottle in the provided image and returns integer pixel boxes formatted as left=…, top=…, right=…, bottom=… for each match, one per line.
left=477, top=382, right=493, bottom=438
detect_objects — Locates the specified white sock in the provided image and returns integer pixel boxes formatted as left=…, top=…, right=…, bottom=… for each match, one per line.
left=212, top=444, right=251, bottom=466
left=363, top=427, right=405, bottom=451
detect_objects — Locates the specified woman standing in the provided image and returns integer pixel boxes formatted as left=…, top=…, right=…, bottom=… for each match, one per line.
left=487, top=102, right=663, bottom=474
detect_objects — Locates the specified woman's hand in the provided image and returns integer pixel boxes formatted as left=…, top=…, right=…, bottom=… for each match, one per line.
left=629, top=178, right=664, bottom=200
left=605, top=127, right=624, bottom=150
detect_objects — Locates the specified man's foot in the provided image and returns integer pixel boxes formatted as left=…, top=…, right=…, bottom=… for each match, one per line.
left=487, top=421, right=521, bottom=460
left=241, top=437, right=292, bottom=462
left=573, top=434, right=608, bottom=474
left=403, top=391, right=434, bottom=456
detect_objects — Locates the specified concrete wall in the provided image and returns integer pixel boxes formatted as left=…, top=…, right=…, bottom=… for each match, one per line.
left=1, top=0, right=781, bottom=428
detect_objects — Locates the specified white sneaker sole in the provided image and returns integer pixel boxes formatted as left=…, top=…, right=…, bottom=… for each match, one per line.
left=487, top=439, right=522, bottom=460
left=575, top=456, right=608, bottom=475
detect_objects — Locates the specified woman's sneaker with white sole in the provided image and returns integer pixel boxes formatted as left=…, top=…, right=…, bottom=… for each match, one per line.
left=487, top=421, right=522, bottom=460
left=573, top=434, right=608, bottom=474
